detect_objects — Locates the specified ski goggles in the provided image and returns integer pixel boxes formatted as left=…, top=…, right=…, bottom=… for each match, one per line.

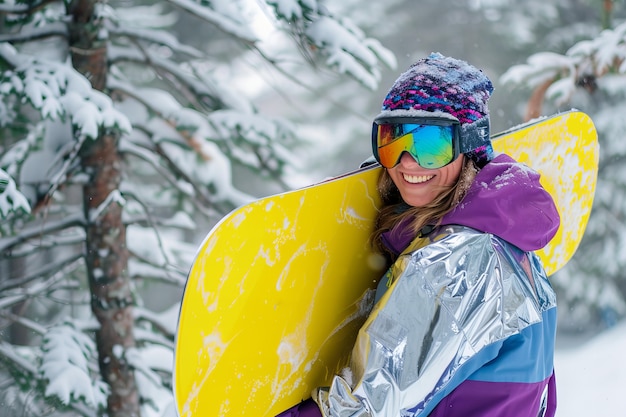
left=372, top=116, right=461, bottom=169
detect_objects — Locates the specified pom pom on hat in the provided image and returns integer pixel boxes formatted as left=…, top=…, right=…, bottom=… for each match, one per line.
left=380, top=52, right=495, bottom=166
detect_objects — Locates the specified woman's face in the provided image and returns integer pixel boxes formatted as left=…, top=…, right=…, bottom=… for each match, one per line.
left=387, top=152, right=464, bottom=207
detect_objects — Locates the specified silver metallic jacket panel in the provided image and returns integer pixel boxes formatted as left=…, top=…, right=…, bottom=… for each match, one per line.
left=313, top=225, right=556, bottom=416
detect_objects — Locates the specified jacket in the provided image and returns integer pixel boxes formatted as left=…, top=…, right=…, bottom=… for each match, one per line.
left=313, top=154, right=561, bottom=417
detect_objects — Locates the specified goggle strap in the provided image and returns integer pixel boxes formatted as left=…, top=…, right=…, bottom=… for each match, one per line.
left=459, top=116, right=490, bottom=153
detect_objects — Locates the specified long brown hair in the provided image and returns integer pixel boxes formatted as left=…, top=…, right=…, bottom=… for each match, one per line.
left=372, top=157, right=478, bottom=263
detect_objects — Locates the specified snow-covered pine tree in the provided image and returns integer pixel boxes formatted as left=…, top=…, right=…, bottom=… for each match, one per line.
left=498, top=0, right=626, bottom=330
left=0, top=1, right=394, bottom=415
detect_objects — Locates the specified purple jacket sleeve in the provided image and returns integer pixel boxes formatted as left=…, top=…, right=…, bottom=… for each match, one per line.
left=276, top=398, right=322, bottom=417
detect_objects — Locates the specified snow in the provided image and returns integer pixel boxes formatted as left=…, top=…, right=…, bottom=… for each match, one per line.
left=88, top=189, right=126, bottom=222
left=0, top=168, right=30, bottom=218
left=555, top=322, right=626, bottom=416
left=40, top=323, right=108, bottom=409
left=127, top=345, right=177, bottom=417
left=168, top=0, right=257, bottom=42
left=267, top=0, right=317, bottom=21
left=305, top=16, right=383, bottom=90
left=0, top=42, right=132, bottom=140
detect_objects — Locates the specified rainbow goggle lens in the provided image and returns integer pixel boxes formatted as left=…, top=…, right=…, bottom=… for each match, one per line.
left=372, top=117, right=461, bottom=169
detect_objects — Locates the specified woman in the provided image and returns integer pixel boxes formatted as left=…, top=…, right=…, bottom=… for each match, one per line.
left=281, top=53, right=560, bottom=417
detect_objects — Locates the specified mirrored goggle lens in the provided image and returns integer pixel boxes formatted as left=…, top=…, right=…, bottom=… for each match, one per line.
left=375, top=123, right=455, bottom=169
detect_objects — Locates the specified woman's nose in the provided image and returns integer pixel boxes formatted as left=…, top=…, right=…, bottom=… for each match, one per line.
left=398, top=151, right=420, bottom=167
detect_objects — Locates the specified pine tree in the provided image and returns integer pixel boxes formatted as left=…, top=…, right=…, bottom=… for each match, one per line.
left=0, top=1, right=394, bottom=415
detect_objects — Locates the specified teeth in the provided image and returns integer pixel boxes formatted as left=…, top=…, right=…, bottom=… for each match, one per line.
left=403, top=173, right=434, bottom=184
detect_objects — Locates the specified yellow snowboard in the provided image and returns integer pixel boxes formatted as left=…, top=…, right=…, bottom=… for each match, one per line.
left=173, top=110, right=598, bottom=416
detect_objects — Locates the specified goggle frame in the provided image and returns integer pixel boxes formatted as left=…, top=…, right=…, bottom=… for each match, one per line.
left=372, top=116, right=462, bottom=170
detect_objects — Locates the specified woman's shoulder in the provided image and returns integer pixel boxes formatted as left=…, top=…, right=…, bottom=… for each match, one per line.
left=442, top=154, right=560, bottom=252
left=406, top=224, right=555, bottom=309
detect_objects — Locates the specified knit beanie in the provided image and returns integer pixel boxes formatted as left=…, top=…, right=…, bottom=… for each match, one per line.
left=379, top=52, right=495, bottom=167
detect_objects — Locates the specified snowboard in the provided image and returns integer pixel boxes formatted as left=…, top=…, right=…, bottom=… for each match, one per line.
left=173, top=110, right=598, bottom=417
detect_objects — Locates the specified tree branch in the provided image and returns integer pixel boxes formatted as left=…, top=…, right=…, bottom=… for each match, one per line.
left=0, top=268, right=68, bottom=310
left=108, top=73, right=216, bottom=160
left=525, top=78, right=556, bottom=122
left=119, top=139, right=216, bottom=217
left=0, top=0, right=59, bottom=15
left=127, top=251, right=187, bottom=286
left=0, top=342, right=98, bottom=417
left=251, top=45, right=370, bottom=122
left=0, top=22, right=68, bottom=43
left=4, top=231, right=84, bottom=260
left=109, top=47, right=226, bottom=113
left=0, top=252, right=83, bottom=293
left=106, top=24, right=202, bottom=59
left=0, top=211, right=85, bottom=253
left=166, top=0, right=258, bottom=45
left=0, top=310, right=47, bottom=335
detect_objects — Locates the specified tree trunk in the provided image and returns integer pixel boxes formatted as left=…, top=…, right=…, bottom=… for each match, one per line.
left=524, top=78, right=554, bottom=122
left=67, top=0, right=107, bottom=90
left=81, top=134, right=139, bottom=417
left=68, top=1, right=140, bottom=416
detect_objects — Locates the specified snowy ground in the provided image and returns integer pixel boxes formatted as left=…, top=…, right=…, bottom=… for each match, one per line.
left=555, top=320, right=626, bottom=416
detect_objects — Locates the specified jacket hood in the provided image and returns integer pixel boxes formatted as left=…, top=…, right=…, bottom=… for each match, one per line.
left=441, top=153, right=560, bottom=251
left=381, top=154, right=560, bottom=254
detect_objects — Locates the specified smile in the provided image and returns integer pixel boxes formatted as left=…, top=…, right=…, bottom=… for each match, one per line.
left=403, top=173, right=434, bottom=184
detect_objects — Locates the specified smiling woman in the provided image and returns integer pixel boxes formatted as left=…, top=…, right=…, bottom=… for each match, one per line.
left=278, top=53, right=561, bottom=417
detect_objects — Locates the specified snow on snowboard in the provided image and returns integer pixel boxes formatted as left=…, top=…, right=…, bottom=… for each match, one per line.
left=173, top=110, right=598, bottom=416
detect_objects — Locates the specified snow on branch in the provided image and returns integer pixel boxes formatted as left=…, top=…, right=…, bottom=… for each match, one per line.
left=0, top=43, right=132, bottom=139
left=0, top=21, right=67, bottom=43
left=0, top=168, right=30, bottom=220
left=119, top=141, right=221, bottom=219
left=127, top=258, right=188, bottom=286
left=305, top=16, right=392, bottom=90
left=134, top=303, right=180, bottom=339
left=501, top=52, right=575, bottom=90
left=567, top=21, right=626, bottom=76
left=126, top=224, right=197, bottom=280
left=126, top=345, right=175, bottom=415
left=0, top=339, right=98, bottom=417
left=6, top=230, right=85, bottom=259
left=501, top=51, right=582, bottom=119
left=107, top=25, right=203, bottom=59
left=39, top=321, right=109, bottom=410
left=133, top=327, right=175, bottom=350
left=109, top=70, right=225, bottom=160
left=0, top=252, right=83, bottom=293
left=167, top=0, right=257, bottom=43
left=88, top=189, right=126, bottom=223
left=263, top=0, right=396, bottom=90
left=502, top=20, right=626, bottom=112
left=0, top=123, right=44, bottom=178
left=108, top=46, right=240, bottom=113
left=0, top=210, right=84, bottom=253
left=0, top=340, right=38, bottom=375
left=208, top=109, right=296, bottom=174
left=119, top=139, right=198, bottom=198
left=110, top=79, right=256, bottom=206
left=0, top=266, right=70, bottom=310
left=266, top=0, right=319, bottom=21
left=99, top=2, right=177, bottom=29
